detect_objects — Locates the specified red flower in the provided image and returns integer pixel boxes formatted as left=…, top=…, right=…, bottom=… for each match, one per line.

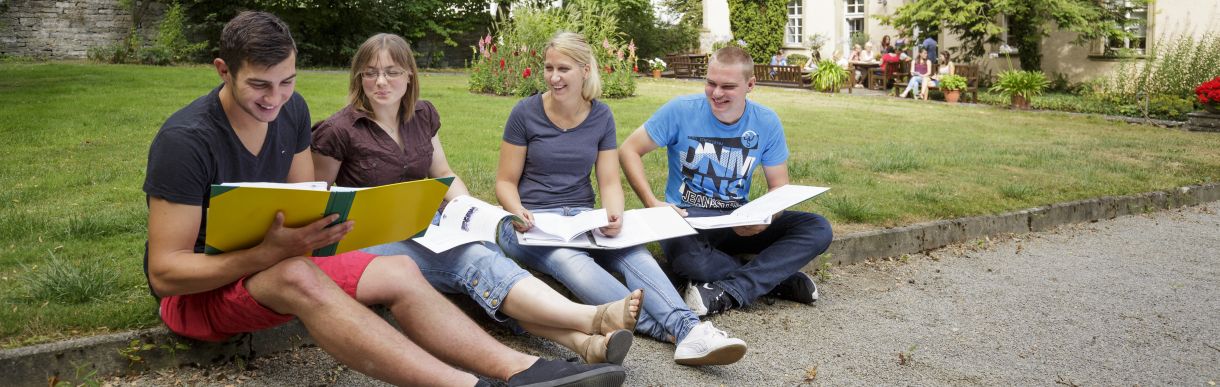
left=499, top=59, right=505, bottom=69
left=523, top=67, right=532, bottom=78
left=530, top=50, right=537, bottom=56
left=491, top=45, right=497, bottom=53
left=1197, top=76, right=1220, bottom=104
left=633, top=65, right=639, bottom=72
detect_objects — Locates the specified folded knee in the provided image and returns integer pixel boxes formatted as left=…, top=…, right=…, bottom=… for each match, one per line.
left=255, top=257, right=341, bottom=310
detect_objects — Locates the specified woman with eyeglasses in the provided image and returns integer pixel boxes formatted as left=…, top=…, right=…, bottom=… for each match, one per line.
left=311, top=33, right=641, bottom=365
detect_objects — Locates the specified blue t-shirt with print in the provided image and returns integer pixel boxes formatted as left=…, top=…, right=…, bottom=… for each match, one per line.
left=644, top=94, right=788, bottom=209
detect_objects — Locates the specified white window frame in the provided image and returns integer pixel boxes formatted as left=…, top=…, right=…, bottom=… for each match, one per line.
left=845, top=0, right=865, bottom=34
left=1106, top=0, right=1148, bottom=54
left=998, top=14, right=1019, bottom=54
left=786, top=0, right=804, bottom=45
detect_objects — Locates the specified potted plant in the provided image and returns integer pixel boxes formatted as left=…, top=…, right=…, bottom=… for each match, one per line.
left=647, top=57, right=667, bottom=79
left=938, top=74, right=968, bottom=104
left=810, top=59, right=848, bottom=93
left=991, top=70, right=1049, bottom=109
left=1195, top=76, right=1220, bottom=114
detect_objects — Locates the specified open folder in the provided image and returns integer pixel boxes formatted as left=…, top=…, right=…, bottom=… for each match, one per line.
left=412, top=195, right=696, bottom=252
left=204, top=177, right=452, bottom=256
left=684, top=184, right=830, bottom=229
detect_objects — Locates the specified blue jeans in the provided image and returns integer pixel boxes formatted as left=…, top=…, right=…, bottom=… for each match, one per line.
left=499, top=207, right=700, bottom=342
left=362, top=237, right=530, bottom=325
left=903, top=75, right=925, bottom=96
left=661, top=209, right=833, bottom=307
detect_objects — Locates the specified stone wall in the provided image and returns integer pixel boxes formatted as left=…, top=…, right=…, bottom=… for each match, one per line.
left=0, top=0, right=165, bottom=59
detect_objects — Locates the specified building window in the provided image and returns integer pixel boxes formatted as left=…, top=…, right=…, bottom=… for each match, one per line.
left=1107, top=0, right=1147, bottom=54
left=845, top=0, right=864, bottom=34
left=786, top=0, right=803, bottom=45
left=998, top=15, right=1018, bottom=54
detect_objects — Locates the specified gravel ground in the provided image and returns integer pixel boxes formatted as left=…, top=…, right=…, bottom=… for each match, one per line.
left=112, top=204, right=1220, bottom=386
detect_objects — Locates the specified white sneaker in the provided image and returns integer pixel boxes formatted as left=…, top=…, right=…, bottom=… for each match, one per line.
left=674, top=321, right=747, bottom=366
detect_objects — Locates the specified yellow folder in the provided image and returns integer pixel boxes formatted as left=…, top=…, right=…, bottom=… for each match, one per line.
left=204, top=177, right=452, bottom=256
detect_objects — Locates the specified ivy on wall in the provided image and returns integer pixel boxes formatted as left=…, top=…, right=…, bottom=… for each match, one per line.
left=727, top=0, right=786, bottom=63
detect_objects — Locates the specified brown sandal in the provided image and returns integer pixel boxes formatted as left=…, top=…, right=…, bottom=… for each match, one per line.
left=592, top=289, right=642, bottom=335
left=579, top=329, right=633, bottom=365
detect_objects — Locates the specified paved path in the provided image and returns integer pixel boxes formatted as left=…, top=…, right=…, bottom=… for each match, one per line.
left=116, top=204, right=1220, bottom=386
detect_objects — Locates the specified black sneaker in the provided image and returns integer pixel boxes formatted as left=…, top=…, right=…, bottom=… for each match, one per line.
left=683, top=281, right=736, bottom=317
left=507, top=358, right=626, bottom=387
left=767, top=272, right=819, bottom=304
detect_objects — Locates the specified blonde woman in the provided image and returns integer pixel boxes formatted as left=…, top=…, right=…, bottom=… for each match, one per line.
left=311, top=33, right=641, bottom=365
left=495, top=31, right=747, bottom=366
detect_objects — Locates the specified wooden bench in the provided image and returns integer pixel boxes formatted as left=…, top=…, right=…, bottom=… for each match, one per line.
left=753, top=64, right=807, bottom=88
left=927, top=64, right=980, bottom=102
left=664, top=54, right=708, bottom=79
left=890, top=63, right=980, bottom=102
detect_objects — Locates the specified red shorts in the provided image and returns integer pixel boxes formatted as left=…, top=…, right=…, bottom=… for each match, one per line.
left=159, top=251, right=378, bottom=342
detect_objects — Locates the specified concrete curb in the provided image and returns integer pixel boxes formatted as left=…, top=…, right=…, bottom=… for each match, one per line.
left=813, top=182, right=1220, bottom=269
left=4, top=183, right=1218, bottom=386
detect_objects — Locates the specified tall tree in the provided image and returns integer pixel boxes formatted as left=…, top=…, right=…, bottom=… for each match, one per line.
left=878, top=0, right=1144, bottom=71
left=180, top=0, right=491, bottom=67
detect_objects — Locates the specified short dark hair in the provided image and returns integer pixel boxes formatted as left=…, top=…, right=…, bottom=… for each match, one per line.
left=219, top=11, right=296, bottom=77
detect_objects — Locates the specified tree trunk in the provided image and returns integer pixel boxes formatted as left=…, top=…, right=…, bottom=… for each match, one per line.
left=1009, top=13, right=1042, bottom=72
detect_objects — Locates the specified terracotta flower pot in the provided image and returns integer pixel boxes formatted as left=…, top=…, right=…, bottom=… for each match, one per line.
left=945, top=90, right=961, bottom=104
left=652, top=69, right=662, bottom=79
left=1011, top=95, right=1030, bottom=110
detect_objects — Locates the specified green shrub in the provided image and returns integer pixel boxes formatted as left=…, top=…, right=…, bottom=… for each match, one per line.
left=991, top=70, right=1049, bottom=100
left=727, top=0, right=786, bottom=63
left=1094, top=33, right=1220, bottom=102
left=939, top=74, right=967, bottom=91
left=467, top=0, right=636, bottom=98
left=786, top=53, right=809, bottom=68
left=810, top=60, right=847, bottom=92
left=152, top=2, right=207, bottom=64
left=85, top=3, right=204, bottom=66
left=850, top=32, right=870, bottom=48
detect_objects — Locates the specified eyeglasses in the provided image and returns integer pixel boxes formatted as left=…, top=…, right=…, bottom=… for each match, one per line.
left=361, top=68, right=408, bottom=80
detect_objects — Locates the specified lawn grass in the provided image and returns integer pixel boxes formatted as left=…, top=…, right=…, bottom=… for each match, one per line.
left=2, top=62, right=1219, bottom=348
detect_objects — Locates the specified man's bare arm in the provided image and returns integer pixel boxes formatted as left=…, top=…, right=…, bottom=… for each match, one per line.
left=619, top=126, right=664, bottom=207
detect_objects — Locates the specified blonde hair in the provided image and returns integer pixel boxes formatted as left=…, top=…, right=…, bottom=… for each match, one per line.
left=544, top=31, right=601, bottom=101
left=348, top=33, right=420, bottom=123
left=710, top=45, right=754, bottom=81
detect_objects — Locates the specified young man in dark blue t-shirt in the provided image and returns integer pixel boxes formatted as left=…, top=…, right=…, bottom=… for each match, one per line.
left=620, top=46, right=834, bottom=317
left=143, top=11, right=623, bottom=387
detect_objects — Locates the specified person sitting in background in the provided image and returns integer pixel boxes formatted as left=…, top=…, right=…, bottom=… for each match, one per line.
left=878, top=47, right=903, bottom=89
left=833, top=49, right=848, bottom=69
left=921, top=54, right=956, bottom=100
left=848, top=44, right=863, bottom=62
left=770, top=49, right=787, bottom=66
left=898, top=48, right=931, bottom=99
left=847, top=45, right=865, bottom=86
left=861, top=42, right=876, bottom=62
left=769, top=49, right=786, bottom=78
left=880, top=35, right=893, bottom=54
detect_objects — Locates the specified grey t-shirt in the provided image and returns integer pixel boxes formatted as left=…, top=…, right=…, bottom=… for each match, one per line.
left=503, top=94, right=617, bottom=209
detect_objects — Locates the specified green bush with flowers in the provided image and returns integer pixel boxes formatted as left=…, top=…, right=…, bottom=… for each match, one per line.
left=468, top=0, right=637, bottom=98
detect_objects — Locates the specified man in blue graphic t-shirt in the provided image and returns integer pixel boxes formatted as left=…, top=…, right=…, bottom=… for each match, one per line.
left=620, top=46, right=834, bottom=316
